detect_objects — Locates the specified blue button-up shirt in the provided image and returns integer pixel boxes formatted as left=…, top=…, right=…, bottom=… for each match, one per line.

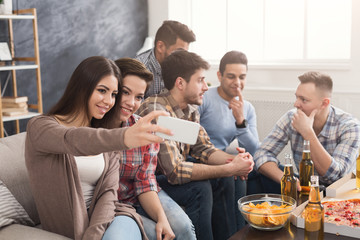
left=254, top=106, right=360, bottom=186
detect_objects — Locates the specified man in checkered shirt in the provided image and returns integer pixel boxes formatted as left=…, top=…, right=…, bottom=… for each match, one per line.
left=254, top=71, right=360, bottom=191
left=136, top=20, right=196, bottom=98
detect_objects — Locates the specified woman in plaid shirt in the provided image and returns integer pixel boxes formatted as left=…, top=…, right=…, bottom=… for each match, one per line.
left=99, top=58, right=195, bottom=240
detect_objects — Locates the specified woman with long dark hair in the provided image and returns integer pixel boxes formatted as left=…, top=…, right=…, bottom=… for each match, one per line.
left=25, top=56, right=171, bottom=240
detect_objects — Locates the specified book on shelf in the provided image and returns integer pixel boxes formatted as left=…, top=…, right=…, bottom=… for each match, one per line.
left=2, top=100, right=28, bottom=116
left=1, top=101, right=27, bottom=108
left=2, top=110, right=29, bottom=117
left=1, top=96, right=28, bottom=103
left=2, top=105, right=28, bottom=113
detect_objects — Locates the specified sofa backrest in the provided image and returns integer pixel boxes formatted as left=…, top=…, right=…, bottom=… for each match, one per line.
left=0, top=132, right=40, bottom=225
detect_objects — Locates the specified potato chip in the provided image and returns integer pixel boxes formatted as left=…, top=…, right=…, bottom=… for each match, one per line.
left=248, top=209, right=266, bottom=225
left=248, top=202, right=256, bottom=208
left=244, top=201, right=291, bottom=227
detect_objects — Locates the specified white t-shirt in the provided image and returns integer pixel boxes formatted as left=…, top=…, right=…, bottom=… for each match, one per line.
left=74, top=153, right=105, bottom=209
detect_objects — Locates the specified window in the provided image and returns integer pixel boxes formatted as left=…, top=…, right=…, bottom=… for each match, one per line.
left=168, top=0, right=352, bottom=65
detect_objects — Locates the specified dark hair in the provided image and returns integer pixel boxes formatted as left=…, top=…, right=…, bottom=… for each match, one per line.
left=47, top=56, right=121, bottom=125
left=298, top=71, right=333, bottom=94
left=93, top=58, right=154, bottom=129
left=219, top=51, right=248, bottom=75
left=155, top=20, right=196, bottom=47
left=161, top=50, right=209, bottom=90
left=115, top=58, right=153, bottom=92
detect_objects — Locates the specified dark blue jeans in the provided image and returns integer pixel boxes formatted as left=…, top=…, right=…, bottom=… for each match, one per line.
left=156, top=175, right=238, bottom=240
left=233, top=178, right=246, bottom=231
left=210, top=177, right=239, bottom=240
left=259, top=165, right=300, bottom=194
left=259, top=172, right=282, bottom=194
left=247, top=169, right=264, bottom=195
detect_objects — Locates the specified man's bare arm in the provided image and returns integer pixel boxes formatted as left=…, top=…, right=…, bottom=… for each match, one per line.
left=258, top=161, right=283, bottom=183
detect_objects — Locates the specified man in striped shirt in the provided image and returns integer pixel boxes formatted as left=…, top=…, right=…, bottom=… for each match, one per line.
left=254, top=71, right=360, bottom=192
left=137, top=50, right=254, bottom=240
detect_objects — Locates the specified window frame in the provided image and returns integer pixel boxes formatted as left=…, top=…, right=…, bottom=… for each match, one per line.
left=167, top=0, right=352, bottom=70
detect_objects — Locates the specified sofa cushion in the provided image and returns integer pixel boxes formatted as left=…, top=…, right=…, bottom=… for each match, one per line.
left=0, top=132, right=40, bottom=224
left=0, top=180, right=34, bottom=228
left=0, top=224, right=71, bottom=240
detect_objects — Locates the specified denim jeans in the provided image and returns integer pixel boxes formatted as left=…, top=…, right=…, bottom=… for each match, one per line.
left=247, top=169, right=265, bottom=195
left=136, top=190, right=196, bottom=240
left=102, top=215, right=141, bottom=240
left=157, top=174, right=238, bottom=240
left=234, top=178, right=246, bottom=230
left=210, top=177, right=240, bottom=240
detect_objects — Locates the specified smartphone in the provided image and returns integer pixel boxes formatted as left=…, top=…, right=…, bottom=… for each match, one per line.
left=156, top=116, right=200, bottom=145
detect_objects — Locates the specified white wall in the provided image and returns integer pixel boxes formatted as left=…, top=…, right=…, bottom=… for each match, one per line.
left=148, top=0, right=169, bottom=37
left=147, top=0, right=360, bottom=119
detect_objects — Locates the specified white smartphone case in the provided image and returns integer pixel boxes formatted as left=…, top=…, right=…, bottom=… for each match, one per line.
left=156, top=116, right=200, bottom=145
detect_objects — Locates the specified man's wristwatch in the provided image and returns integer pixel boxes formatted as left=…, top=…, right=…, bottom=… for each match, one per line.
left=235, top=119, right=248, bottom=128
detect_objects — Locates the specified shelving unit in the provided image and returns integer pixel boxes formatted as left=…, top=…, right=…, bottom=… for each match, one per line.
left=0, top=8, right=42, bottom=138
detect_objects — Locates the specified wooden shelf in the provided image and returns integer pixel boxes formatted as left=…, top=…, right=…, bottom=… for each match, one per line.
left=0, top=8, right=42, bottom=137
left=0, top=14, right=35, bottom=20
left=2, top=112, right=40, bottom=122
left=0, top=65, right=38, bottom=71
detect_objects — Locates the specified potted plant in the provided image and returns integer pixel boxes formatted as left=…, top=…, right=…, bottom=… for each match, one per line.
left=0, top=0, right=13, bottom=15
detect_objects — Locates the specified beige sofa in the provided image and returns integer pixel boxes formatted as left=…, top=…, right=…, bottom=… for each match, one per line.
left=0, top=132, right=70, bottom=240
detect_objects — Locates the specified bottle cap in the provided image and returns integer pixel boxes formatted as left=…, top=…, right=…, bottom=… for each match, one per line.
left=284, top=153, right=292, bottom=165
left=303, top=140, right=310, bottom=151
left=310, top=175, right=319, bottom=185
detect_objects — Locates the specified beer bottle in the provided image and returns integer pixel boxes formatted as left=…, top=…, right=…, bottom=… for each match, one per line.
left=299, top=140, right=314, bottom=195
left=304, top=175, right=324, bottom=240
left=281, top=153, right=297, bottom=202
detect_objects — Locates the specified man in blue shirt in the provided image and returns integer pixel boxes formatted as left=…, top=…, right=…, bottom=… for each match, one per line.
left=254, top=71, right=360, bottom=192
left=136, top=20, right=196, bottom=98
left=198, top=51, right=261, bottom=231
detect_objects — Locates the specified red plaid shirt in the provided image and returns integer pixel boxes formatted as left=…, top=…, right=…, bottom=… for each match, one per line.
left=117, top=115, right=160, bottom=205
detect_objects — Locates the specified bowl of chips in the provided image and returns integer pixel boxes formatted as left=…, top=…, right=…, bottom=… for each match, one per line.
left=238, top=194, right=296, bottom=231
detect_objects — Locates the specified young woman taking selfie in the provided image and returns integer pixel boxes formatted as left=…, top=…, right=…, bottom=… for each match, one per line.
left=25, top=56, right=171, bottom=240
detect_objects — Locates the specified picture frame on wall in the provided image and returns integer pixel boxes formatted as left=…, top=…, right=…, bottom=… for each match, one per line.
left=0, top=42, right=12, bottom=61
left=0, top=0, right=13, bottom=15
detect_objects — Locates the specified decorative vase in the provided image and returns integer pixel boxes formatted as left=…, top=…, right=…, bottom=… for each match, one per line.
left=0, top=0, right=13, bottom=15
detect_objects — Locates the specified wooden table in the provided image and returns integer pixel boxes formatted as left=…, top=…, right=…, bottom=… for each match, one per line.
left=229, top=192, right=358, bottom=240
left=228, top=222, right=358, bottom=240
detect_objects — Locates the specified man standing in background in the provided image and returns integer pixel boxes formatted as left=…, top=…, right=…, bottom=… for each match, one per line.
left=136, top=20, right=196, bottom=98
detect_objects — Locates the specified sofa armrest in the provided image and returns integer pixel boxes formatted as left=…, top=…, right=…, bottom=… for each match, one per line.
left=0, top=224, right=71, bottom=240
